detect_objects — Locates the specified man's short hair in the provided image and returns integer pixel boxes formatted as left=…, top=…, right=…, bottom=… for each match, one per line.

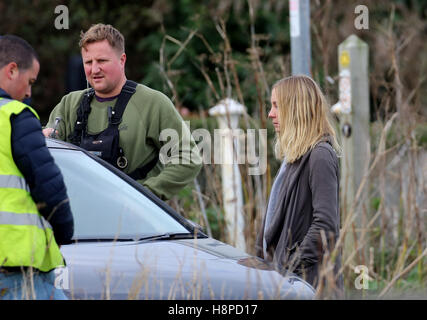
left=79, top=24, right=125, bottom=54
left=0, top=35, right=38, bottom=70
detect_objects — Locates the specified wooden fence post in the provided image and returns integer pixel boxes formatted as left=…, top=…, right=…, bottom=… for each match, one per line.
left=333, top=34, right=370, bottom=268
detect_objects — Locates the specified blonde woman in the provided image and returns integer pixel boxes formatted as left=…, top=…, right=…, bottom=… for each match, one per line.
left=256, top=75, right=343, bottom=293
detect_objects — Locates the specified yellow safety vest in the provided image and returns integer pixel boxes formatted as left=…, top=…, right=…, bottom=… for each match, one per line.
left=0, top=97, right=64, bottom=272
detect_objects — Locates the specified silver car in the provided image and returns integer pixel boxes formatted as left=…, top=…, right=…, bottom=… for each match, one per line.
left=47, top=138, right=315, bottom=300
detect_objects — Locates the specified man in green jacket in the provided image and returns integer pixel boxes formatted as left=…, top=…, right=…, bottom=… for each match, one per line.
left=43, top=24, right=202, bottom=200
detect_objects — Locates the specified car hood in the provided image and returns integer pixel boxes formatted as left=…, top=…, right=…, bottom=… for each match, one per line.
left=59, top=237, right=315, bottom=300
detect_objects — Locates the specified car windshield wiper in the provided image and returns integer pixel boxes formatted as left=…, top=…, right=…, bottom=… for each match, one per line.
left=135, top=232, right=201, bottom=242
left=71, top=232, right=207, bottom=243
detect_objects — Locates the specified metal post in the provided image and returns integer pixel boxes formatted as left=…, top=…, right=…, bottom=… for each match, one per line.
left=290, top=0, right=311, bottom=76
left=332, top=34, right=370, bottom=266
left=209, top=99, right=246, bottom=252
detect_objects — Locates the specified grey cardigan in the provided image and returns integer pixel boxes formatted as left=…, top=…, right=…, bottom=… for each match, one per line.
left=256, top=139, right=341, bottom=287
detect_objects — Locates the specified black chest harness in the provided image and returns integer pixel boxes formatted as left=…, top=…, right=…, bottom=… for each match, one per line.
left=68, top=80, right=158, bottom=180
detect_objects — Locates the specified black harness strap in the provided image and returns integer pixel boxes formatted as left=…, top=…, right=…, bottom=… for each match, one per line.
left=109, top=81, right=138, bottom=126
left=69, top=80, right=159, bottom=179
left=116, top=81, right=159, bottom=179
left=128, top=155, right=159, bottom=181
left=69, top=80, right=137, bottom=145
left=68, top=88, right=95, bottom=146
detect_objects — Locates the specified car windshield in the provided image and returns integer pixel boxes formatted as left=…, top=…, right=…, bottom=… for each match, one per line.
left=50, top=148, right=189, bottom=240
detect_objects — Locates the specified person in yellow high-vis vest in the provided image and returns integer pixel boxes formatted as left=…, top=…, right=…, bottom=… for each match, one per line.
left=0, top=35, right=74, bottom=300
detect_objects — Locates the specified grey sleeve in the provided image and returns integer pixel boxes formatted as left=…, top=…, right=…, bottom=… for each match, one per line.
left=299, top=146, right=339, bottom=266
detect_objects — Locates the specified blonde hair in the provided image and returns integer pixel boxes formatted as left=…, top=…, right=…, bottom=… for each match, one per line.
left=272, top=75, right=340, bottom=163
left=79, top=23, right=124, bottom=54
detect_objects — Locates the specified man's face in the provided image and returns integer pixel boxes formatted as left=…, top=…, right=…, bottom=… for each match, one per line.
left=81, top=39, right=126, bottom=97
left=9, top=58, right=39, bottom=101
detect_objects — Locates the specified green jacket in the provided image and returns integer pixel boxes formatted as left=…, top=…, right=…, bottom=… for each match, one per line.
left=46, top=83, right=202, bottom=200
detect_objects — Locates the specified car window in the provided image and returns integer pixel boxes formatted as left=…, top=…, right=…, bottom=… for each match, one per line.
left=50, top=149, right=189, bottom=240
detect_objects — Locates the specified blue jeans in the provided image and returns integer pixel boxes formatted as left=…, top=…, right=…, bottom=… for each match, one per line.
left=0, top=268, right=68, bottom=300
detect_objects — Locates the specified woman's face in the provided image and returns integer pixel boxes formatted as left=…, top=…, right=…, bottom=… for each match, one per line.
left=268, top=88, right=280, bottom=133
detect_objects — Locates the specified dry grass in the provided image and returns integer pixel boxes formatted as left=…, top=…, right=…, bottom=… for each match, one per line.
left=163, top=0, right=427, bottom=300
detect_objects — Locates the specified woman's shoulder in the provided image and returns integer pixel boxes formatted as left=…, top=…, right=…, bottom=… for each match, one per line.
left=310, top=141, right=338, bottom=164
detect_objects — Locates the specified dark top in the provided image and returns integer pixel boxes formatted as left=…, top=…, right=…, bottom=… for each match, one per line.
left=1, top=88, right=74, bottom=245
left=256, top=138, right=342, bottom=290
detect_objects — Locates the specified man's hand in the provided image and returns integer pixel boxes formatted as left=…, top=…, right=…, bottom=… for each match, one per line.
left=43, top=127, right=57, bottom=137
